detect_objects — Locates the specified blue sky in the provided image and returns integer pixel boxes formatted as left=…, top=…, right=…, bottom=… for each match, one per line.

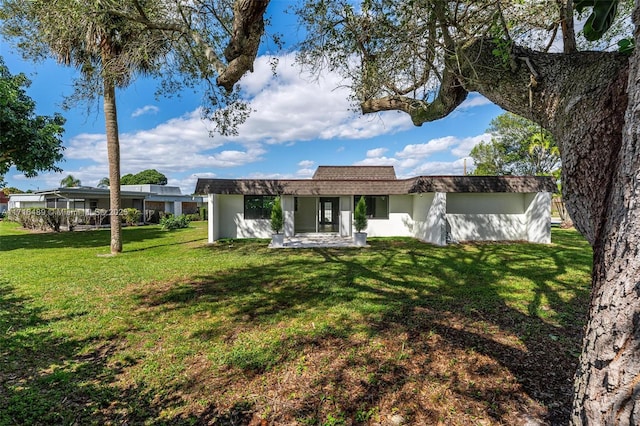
left=1, top=1, right=503, bottom=193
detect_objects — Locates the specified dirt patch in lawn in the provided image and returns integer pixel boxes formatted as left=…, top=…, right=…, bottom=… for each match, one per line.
left=107, top=303, right=581, bottom=425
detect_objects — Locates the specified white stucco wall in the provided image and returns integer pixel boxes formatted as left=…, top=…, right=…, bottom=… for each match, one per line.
left=445, top=193, right=543, bottom=242
left=412, top=192, right=446, bottom=245
left=525, top=192, right=552, bottom=243
left=361, top=195, right=414, bottom=237
left=282, top=195, right=295, bottom=237
left=207, top=190, right=551, bottom=244
left=207, top=194, right=219, bottom=243
left=447, top=214, right=527, bottom=241
left=215, top=195, right=273, bottom=239
left=340, top=196, right=352, bottom=237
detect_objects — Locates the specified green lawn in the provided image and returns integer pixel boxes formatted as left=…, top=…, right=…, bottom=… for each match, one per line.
left=0, top=220, right=592, bottom=425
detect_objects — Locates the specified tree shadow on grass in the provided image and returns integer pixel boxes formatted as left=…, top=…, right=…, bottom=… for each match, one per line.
left=132, top=230, right=591, bottom=424
left=0, top=225, right=172, bottom=252
left=0, top=280, right=258, bottom=425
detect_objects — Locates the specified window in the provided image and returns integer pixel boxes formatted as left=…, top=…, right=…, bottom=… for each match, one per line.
left=354, top=195, right=389, bottom=219
left=244, top=195, right=276, bottom=219
left=89, top=199, right=98, bottom=211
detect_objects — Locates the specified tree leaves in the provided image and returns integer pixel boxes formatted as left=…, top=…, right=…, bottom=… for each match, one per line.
left=575, top=0, right=619, bottom=41
left=0, top=57, right=66, bottom=187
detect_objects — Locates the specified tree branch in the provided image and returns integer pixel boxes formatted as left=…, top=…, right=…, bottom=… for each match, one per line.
left=559, top=0, right=577, bottom=53
left=361, top=66, right=467, bottom=125
left=104, top=0, right=270, bottom=92
left=218, top=0, right=269, bottom=92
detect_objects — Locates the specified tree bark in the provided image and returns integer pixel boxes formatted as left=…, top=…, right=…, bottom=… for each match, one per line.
left=218, top=0, right=269, bottom=92
left=103, top=73, right=123, bottom=254
left=361, top=33, right=639, bottom=423
left=460, top=42, right=640, bottom=425
left=570, top=5, right=640, bottom=423
left=459, top=41, right=640, bottom=425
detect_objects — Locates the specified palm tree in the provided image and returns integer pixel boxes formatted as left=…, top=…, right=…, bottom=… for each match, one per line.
left=97, top=177, right=110, bottom=188
left=528, top=132, right=561, bottom=176
left=3, top=1, right=169, bottom=253
left=2, top=0, right=271, bottom=252
left=60, top=174, right=81, bottom=188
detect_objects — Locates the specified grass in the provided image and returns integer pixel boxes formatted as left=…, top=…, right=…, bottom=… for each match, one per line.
left=0, top=220, right=592, bottom=425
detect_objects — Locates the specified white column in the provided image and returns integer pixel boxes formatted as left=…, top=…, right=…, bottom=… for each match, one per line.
left=207, top=194, right=215, bottom=243
left=339, top=196, right=352, bottom=237
left=424, top=192, right=447, bottom=246
left=282, top=195, right=295, bottom=237
left=525, top=192, right=552, bottom=243
left=174, top=201, right=182, bottom=216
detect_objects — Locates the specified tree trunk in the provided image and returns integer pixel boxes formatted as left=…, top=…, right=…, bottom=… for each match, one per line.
left=103, top=76, right=122, bottom=254
left=370, top=34, right=638, bottom=423
left=462, top=43, right=640, bottom=425
left=460, top=43, right=639, bottom=425
left=570, top=6, right=640, bottom=423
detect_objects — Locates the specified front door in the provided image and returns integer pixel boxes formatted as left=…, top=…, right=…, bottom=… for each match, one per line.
left=318, top=197, right=339, bottom=233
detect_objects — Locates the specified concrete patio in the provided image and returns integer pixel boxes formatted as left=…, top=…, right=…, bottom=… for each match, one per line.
left=268, top=233, right=365, bottom=248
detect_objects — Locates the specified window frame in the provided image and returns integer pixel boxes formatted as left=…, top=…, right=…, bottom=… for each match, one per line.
left=244, top=195, right=276, bottom=220
left=353, top=195, right=389, bottom=219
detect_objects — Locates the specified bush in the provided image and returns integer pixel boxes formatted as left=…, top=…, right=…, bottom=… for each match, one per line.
left=122, top=208, right=141, bottom=226
left=270, top=197, right=283, bottom=234
left=186, top=213, right=201, bottom=222
left=354, top=196, right=368, bottom=233
left=6, top=208, right=79, bottom=232
left=160, top=214, right=191, bottom=230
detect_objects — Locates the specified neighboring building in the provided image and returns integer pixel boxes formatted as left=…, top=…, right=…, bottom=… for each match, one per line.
left=8, top=185, right=203, bottom=220
left=0, top=192, right=9, bottom=213
left=195, top=166, right=556, bottom=245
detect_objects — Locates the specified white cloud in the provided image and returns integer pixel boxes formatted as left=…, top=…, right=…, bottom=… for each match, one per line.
left=354, top=133, right=489, bottom=178
left=354, top=156, right=399, bottom=167
left=457, top=94, right=493, bottom=110
left=169, top=172, right=218, bottom=194
left=366, top=147, right=388, bottom=158
left=61, top=53, right=416, bottom=187
left=65, top=110, right=264, bottom=175
left=131, top=105, right=159, bottom=118
left=298, top=160, right=315, bottom=168
left=296, top=168, right=316, bottom=178
left=40, top=52, right=499, bottom=194
left=234, top=54, right=414, bottom=144
left=450, top=133, right=491, bottom=157
left=396, top=137, right=457, bottom=159
left=408, top=158, right=472, bottom=176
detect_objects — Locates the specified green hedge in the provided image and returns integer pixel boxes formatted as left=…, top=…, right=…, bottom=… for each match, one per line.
left=7, top=208, right=85, bottom=232
left=160, top=214, right=191, bottom=230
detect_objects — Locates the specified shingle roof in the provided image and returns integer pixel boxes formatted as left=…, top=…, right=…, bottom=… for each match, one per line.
left=408, top=176, right=557, bottom=193
left=312, top=166, right=396, bottom=180
left=195, top=173, right=556, bottom=196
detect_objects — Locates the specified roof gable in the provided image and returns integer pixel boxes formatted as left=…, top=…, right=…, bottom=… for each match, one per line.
left=312, top=166, right=396, bottom=180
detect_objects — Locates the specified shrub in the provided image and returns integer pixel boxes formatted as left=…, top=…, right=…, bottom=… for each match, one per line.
left=160, top=214, right=191, bottom=230
left=270, top=197, right=283, bottom=234
left=354, top=196, right=368, bottom=233
left=6, top=208, right=78, bottom=232
left=186, top=213, right=201, bottom=222
left=122, top=208, right=141, bottom=226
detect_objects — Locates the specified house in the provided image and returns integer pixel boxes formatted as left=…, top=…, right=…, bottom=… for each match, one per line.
left=8, top=185, right=203, bottom=220
left=195, top=166, right=556, bottom=245
left=0, top=192, right=9, bottom=213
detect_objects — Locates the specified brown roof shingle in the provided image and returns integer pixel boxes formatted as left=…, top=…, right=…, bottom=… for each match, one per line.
left=195, top=175, right=556, bottom=196
left=312, top=166, right=396, bottom=180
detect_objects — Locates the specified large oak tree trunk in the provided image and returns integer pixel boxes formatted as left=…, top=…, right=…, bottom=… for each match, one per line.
left=570, top=8, right=640, bottom=423
left=103, top=76, right=122, bottom=254
left=401, top=34, right=638, bottom=423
